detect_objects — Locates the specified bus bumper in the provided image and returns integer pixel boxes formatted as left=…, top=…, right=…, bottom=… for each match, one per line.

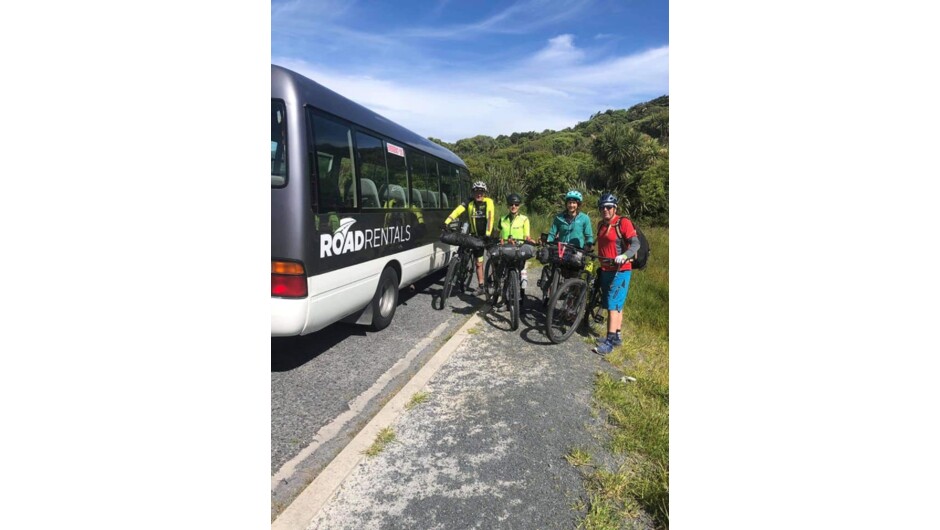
left=271, top=297, right=309, bottom=336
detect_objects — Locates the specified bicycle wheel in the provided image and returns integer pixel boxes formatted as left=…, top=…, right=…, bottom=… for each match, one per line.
left=507, top=268, right=520, bottom=331
left=545, top=278, right=588, bottom=344
left=538, top=267, right=551, bottom=305
left=540, top=266, right=560, bottom=308
left=440, top=254, right=463, bottom=307
left=582, top=273, right=604, bottom=332
left=484, top=258, right=499, bottom=305
left=463, top=253, right=478, bottom=292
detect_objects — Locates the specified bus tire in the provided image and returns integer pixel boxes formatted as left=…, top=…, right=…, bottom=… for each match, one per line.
left=370, top=267, right=399, bottom=331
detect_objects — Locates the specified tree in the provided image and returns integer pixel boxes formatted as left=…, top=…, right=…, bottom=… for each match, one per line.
left=635, top=157, right=669, bottom=225
left=590, top=125, right=658, bottom=191
left=636, top=110, right=669, bottom=147
left=446, top=94, right=668, bottom=224
left=590, top=124, right=665, bottom=222
left=524, top=154, right=588, bottom=214
left=454, top=135, right=497, bottom=156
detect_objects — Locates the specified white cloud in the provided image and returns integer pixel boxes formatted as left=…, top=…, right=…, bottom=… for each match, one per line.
left=499, top=84, right=572, bottom=98
left=531, top=34, right=586, bottom=65
left=275, top=57, right=587, bottom=141
left=272, top=3, right=668, bottom=142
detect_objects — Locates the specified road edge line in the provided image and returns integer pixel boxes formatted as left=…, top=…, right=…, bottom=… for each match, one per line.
left=271, top=311, right=483, bottom=530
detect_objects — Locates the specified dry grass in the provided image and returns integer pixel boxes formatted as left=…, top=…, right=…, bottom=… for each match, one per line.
left=363, top=427, right=396, bottom=457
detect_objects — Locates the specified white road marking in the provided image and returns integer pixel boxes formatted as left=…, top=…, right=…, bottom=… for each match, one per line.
left=272, top=314, right=482, bottom=530
left=271, top=321, right=450, bottom=491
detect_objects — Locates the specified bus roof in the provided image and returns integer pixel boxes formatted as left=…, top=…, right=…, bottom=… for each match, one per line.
left=272, top=64, right=467, bottom=169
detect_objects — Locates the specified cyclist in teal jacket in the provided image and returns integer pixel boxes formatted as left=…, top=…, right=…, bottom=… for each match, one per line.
left=546, top=190, right=594, bottom=251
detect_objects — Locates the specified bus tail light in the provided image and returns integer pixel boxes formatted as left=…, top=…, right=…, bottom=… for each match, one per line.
left=272, top=260, right=307, bottom=298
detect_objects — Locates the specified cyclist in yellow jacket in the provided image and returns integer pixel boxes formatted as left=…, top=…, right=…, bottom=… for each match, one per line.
left=496, top=192, right=535, bottom=291
left=444, top=181, right=495, bottom=295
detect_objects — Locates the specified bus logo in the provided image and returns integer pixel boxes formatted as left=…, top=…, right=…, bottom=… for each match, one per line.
left=320, top=217, right=412, bottom=258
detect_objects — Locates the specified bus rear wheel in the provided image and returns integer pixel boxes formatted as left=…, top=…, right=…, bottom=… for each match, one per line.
left=370, top=267, right=400, bottom=331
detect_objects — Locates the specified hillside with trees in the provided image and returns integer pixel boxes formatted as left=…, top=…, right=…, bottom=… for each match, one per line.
left=430, top=95, right=668, bottom=226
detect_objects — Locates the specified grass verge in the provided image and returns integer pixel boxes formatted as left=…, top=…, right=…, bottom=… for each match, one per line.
left=363, top=427, right=396, bottom=457
left=566, top=447, right=594, bottom=467
left=575, top=226, right=669, bottom=529
left=405, top=391, right=430, bottom=410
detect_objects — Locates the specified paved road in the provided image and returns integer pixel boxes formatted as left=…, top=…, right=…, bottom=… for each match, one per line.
left=303, top=266, right=651, bottom=529
left=271, top=270, right=480, bottom=518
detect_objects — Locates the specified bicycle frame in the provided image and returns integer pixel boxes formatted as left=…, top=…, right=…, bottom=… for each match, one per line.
left=537, top=241, right=586, bottom=306
left=436, top=230, right=488, bottom=310
left=484, top=241, right=529, bottom=331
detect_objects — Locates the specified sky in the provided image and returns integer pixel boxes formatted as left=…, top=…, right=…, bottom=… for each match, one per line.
left=272, top=0, right=668, bottom=143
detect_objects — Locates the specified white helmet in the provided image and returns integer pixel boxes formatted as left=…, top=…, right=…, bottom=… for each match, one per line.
left=471, top=181, right=488, bottom=192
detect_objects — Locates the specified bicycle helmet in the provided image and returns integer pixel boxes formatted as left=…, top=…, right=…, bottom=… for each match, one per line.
left=472, top=181, right=488, bottom=192
left=506, top=193, right=521, bottom=205
left=598, top=192, right=618, bottom=208
left=564, top=190, right=583, bottom=203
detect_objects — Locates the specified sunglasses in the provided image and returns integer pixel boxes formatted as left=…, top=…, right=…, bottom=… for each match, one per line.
left=601, top=205, right=616, bottom=210
left=509, top=203, right=520, bottom=206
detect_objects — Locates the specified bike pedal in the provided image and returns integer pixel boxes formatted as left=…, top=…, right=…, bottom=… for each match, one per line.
left=593, top=314, right=605, bottom=323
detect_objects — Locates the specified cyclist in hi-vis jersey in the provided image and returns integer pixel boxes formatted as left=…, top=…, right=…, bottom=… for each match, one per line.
left=444, top=181, right=494, bottom=295
left=496, top=192, right=535, bottom=291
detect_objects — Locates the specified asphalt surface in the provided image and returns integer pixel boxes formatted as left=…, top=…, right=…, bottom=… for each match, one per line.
left=303, top=265, right=651, bottom=529
left=271, top=270, right=477, bottom=518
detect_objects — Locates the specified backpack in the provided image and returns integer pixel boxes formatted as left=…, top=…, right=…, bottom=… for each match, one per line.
left=608, top=217, right=651, bottom=270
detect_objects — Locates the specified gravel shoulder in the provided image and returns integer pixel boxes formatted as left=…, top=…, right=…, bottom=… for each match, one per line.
left=306, top=266, right=633, bottom=529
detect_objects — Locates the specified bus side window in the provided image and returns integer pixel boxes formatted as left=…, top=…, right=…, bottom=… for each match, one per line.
left=386, top=184, right=407, bottom=208
left=440, top=163, right=459, bottom=210
left=310, top=110, right=357, bottom=211
left=458, top=167, right=471, bottom=201
left=355, top=131, right=389, bottom=210
left=425, top=157, right=440, bottom=209
left=409, top=151, right=439, bottom=210
left=271, top=100, right=287, bottom=187
left=360, top=179, right=380, bottom=208
left=338, top=157, right=356, bottom=207
left=386, top=141, right=408, bottom=208
left=421, top=190, right=435, bottom=208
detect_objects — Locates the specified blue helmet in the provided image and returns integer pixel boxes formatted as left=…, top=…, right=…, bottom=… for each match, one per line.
left=598, top=192, right=618, bottom=208
left=564, top=190, right=583, bottom=203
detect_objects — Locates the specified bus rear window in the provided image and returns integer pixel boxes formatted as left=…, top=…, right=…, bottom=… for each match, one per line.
left=272, top=99, right=287, bottom=188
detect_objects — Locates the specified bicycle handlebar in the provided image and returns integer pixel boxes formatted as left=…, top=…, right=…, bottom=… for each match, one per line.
left=537, top=240, right=616, bottom=266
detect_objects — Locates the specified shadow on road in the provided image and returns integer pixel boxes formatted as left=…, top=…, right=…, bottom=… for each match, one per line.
left=271, top=324, right=360, bottom=372
left=271, top=269, right=449, bottom=372
left=481, top=292, right=602, bottom=347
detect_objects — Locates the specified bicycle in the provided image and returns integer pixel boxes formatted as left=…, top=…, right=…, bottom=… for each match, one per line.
left=535, top=235, right=582, bottom=308
left=536, top=248, right=561, bottom=309
left=435, top=225, right=487, bottom=310
left=577, top=253, right=615, bottom=341
left=483, top=239, right=535, bottom=331
left=543, top=243, right=614, bottom=344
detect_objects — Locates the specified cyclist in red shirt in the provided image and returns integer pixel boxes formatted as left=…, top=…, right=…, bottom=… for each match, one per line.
left=593, top=192, right=640, bottom=355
